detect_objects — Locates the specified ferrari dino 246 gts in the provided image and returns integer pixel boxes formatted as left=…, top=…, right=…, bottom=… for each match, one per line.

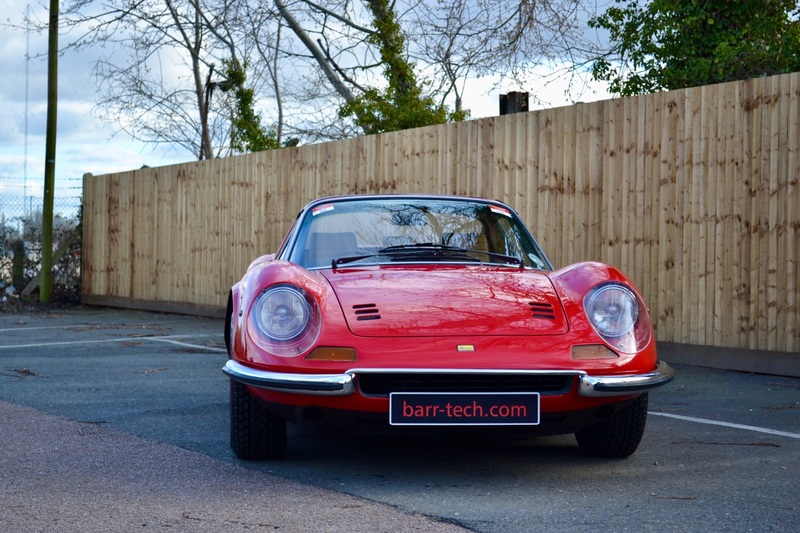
left=224, top=195, right=674, bottom=459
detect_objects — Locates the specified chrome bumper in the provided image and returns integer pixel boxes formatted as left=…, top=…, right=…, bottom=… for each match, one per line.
left=576, top=361, right=675, bottom=397
left=223, top=360, right=355, bottom=396
left=223, top=360, right=674, bottom=397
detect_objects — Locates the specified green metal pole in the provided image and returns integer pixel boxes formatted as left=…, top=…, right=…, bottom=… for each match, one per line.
left=40, top=0, right=59, bottom=303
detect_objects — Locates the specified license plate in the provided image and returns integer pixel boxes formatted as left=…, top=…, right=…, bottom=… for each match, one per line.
left=389, top=392, right=540, bottom=426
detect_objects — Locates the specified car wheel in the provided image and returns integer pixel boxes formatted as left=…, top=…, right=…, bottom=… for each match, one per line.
left=224, top=292, right=234, bottom=357
left=575, top=393, right=648, bottom=458
left=230, top=379, right=288, bottom=460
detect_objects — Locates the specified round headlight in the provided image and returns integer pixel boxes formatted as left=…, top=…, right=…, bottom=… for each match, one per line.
left=253, top=286, right=312, bottom=341
left=585, top=284, right=639, bottom=338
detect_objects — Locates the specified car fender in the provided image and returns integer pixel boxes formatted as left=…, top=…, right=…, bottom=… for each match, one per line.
left=231, top=260, right=353, bottom=366
left=549, top=261, right=658, bottom=372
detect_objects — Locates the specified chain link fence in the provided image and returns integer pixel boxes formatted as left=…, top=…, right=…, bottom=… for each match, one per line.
left=1, top=195, right=82, bottom=303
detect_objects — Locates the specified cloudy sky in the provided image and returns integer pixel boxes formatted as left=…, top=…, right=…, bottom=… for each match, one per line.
left=0, top=1, right=193, bottom=205
left=0, top=1, right=612, bottom=206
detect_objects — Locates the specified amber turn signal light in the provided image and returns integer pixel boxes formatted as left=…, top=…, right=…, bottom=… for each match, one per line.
left=571, top=344, right=618, bottom=360
left=305, top=347, right=358, bottom=362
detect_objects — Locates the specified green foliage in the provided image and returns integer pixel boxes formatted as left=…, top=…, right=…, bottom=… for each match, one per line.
left=224, top=60, right=283, bottom=153
left=339, top=0, right=468, bottom=133
left=589, top=0, right=800, bottom=96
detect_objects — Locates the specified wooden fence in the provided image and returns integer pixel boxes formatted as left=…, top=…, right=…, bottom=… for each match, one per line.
left=83, top=72, right=800, bottom=354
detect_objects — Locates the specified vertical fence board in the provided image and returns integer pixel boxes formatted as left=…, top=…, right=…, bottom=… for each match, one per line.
left=522, top=111, right=541, bottom=243
left=685, top=87, right=703, bottom=344
left=720, top=83, right=734, bottom=348
left=786, top=74, right=799, bottom=351
left=702, top=83, right=717, bottom=347
left=765, top=76, right=780, bottom=350
left=773, top=75, right=791, bottom=351
left=602, top=98, right=622, bottom=270
left=657, top=91, right=678, bottom=340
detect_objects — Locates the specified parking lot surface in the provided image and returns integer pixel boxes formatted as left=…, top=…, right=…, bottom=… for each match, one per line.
left=1, top=307, right=798, bottom=532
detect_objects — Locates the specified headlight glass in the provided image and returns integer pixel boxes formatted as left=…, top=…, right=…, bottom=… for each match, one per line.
left=583, top=282, right=651, bottom=353
left=586, top=284, right=638, bottom=338
left=255, top=286, right=311, bottom=341
left=249, top=285, right=321, bottom=356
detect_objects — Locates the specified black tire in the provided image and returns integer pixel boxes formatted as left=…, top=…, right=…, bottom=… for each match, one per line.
left=575, top=393, right=649, bottom=458
left=230, top=379, right=288, bottom=460
left=224, top=292, right=234, bottom=357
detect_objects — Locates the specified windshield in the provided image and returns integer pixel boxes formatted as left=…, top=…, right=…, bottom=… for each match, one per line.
left=285, top=198, right=550, bottom=270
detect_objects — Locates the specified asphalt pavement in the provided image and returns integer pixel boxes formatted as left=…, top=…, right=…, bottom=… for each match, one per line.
left=1, top=306, right=798, bottom=532
left=0, top=307, right=466, bottom=533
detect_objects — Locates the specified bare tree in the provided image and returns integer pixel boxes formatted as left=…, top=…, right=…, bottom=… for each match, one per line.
left=31, top=0, right=280, bottom=160
left=407, top=0, right=601, bottom=108
left=25, top=0, right=601, bottom=158
left=275, top=0, right=602, bottom=115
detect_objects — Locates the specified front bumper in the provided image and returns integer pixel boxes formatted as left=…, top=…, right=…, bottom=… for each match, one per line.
left=223, top=360, right=675, bottom=398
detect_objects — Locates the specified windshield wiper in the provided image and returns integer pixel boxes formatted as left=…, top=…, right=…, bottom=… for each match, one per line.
left=331, top=244, right=469, bottom=267
left=332, top=243, right=523, bottom=268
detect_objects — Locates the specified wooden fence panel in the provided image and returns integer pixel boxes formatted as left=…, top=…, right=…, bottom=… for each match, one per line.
left=82, top=72, right=800, bottom=354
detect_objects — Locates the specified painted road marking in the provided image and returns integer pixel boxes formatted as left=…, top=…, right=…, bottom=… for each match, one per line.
left=0, top=321, right=201, bottom=333
left=650, top=412, right=800, bottom=440
left=0, top=335, right=226, bottom=353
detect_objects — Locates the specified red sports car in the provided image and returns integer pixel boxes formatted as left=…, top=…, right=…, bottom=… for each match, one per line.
left=224, top=195, right=674, bottom=459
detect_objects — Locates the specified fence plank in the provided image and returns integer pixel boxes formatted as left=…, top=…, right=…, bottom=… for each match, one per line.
left=786, top=74, right=799, bottom=351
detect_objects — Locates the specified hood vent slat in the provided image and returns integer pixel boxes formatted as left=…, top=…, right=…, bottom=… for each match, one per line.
left=528, top=302, right=557, bottom=320
left=353, top=303, right=381, bottom=321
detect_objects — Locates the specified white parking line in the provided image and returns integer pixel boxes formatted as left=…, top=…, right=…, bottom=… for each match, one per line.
left=0, top=326, right=84, bottom=333
left=146, top=337, right=227, bottom=353
left=650, top=412, right=800, bottom=439
left=0, top=321, right=203, bottom=333
left=0, top=335, right=227, bottom=353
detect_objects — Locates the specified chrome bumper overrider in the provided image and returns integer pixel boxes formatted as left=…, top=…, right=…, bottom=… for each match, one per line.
left=576, top=361, right=675, bottom=397
left=223, top=360, right=355, bottom=396
left=223, top=360, right=675, bottom=398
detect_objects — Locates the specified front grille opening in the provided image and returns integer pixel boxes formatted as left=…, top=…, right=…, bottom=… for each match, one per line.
left=358, top=373, right=572, bottom=397
left=528, top=301, right=557, bottom=320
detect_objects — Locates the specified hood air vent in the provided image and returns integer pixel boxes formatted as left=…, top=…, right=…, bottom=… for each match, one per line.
left=528, top=302, right=557, bottom=320
left=353, top=303, right=381, bottom=321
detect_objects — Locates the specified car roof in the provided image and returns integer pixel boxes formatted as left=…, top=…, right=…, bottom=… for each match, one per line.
left=301, top=194, right=514, bottom=212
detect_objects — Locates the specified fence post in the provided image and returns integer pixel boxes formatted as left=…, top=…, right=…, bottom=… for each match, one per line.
left=11, top=240, right=24, bottom=291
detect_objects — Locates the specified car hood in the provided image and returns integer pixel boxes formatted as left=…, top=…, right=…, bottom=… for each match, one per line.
left=319, top=267, right=569, bottom=337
